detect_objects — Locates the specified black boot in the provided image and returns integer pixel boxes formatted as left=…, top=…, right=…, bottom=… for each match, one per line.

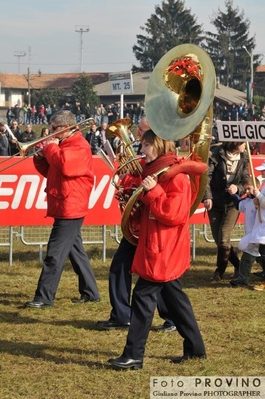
left=259, top=255, right=265, bottom=274
left=209, top=269, right=223, bottom=281
left=210, top=247, right=230, bottom=280
left=229, top=246, right=240, bottom=277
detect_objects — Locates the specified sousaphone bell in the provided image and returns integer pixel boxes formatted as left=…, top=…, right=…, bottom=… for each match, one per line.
left=121, top=44, right=216, bottom=245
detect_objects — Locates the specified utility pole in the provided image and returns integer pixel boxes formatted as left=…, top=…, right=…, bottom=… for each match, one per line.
left=27, top=67, right=31, bottom=106
left=13, top=51, right=26, bottom=74
left=75, top=25, right=89, bottom=73
left=27, top=46, right=31, bottom=106
left=242, top=45, right=254, bottom=105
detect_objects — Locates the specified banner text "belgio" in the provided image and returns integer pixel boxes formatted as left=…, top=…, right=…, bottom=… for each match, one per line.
left=216, top=121, right=265, bottom=142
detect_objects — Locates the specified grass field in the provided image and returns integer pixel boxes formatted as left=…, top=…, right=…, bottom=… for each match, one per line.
left=0, top=227, right=265, bottom=399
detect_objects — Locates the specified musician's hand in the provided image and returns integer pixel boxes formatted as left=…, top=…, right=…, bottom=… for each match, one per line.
left=46, top=137, right=59, bottom=145
left=141, top=175, right=157, bottom=191
left=34, top=150, right=44, bottom=158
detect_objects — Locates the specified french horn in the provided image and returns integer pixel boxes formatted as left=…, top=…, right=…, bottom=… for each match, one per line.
left=121, top=43, right=216, bottom=245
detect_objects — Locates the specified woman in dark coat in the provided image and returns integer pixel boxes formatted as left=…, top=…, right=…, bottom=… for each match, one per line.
left=203, top=141, right=249, bottom=280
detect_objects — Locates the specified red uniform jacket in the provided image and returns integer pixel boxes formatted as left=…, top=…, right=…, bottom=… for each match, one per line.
left=131, top=172, right=191, bottom=282
left=33, top=131, right=94, bottom=219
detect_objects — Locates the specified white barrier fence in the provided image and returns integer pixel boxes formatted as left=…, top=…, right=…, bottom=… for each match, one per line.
left=0, top=224, right=245, bottom=266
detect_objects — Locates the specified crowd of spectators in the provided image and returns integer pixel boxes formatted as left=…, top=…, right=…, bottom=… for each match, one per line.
left=6, top=101, right=145, bottom=127
left=213, top=101, right=265, bottom=122
left=4, top=99, right=265, bottom=156
left=212, top=101, right=265, bottom=154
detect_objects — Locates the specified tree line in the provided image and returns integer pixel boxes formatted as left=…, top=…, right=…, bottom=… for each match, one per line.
left=27, top=0, right=265, bottom=116
left=132, top=0, right=264, bottom=99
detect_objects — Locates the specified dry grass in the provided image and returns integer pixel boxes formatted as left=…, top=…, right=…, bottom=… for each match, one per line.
left=0, top=229, right=265, bottom=399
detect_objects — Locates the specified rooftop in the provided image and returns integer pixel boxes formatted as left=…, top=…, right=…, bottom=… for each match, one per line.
left=95, top=72, right=247, bottom=105
left=0, top=72, right=109, bottom=90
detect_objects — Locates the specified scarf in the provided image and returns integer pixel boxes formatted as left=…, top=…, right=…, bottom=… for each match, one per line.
left=225, top=151, right=240, bottom=183
left=142, top=152, right=179, bottom=179
left=141, top=151, right=208, bottom=211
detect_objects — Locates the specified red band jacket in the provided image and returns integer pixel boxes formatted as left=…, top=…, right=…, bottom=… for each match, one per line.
left=131, top=172, right=191, bottom=282
left=33, top=131, right=94, bottom=219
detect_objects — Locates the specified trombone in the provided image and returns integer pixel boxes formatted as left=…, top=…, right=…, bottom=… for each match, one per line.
left=0, top=118, right=95, bottom=172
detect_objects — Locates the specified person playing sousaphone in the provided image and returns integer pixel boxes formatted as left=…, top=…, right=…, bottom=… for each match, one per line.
left=108, top=129, right=208, bottom=370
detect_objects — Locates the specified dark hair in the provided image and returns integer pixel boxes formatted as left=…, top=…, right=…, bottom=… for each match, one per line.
left=223, top=142, right=245, bottom=152
left=40, top=127, right=49, bottom=137
left=243, top=176, right=260, bottom=187
left=141, top=129, right=176, bottom=157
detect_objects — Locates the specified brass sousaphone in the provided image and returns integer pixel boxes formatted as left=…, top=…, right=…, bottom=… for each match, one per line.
left=121, top=43, right=216, bottom=245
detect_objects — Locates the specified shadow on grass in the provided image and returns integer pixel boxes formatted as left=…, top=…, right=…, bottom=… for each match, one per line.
left=0, top=339, right=113, bottom=368
left=0, top=309, right=129, bottom=333
left=0, top=310, right=43, bottom=324
left=0, top=292, right=30, bottom=306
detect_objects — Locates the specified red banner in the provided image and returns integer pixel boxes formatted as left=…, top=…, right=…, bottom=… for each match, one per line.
left=0, top=155, right=263, bottom=226
left=0, top=156, right=120, bottom=226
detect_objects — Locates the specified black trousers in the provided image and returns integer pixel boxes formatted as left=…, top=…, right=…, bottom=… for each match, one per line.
left=34, top=218, right=100, bottom=305
left=109, top=237, right=174, bottom=326
left=208, top=206, right=239, bottom=247
left=122, top=277, right=205, bottom=360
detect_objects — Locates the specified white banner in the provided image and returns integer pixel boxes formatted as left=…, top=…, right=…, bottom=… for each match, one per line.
left=217, top=121, right=265, bottom=142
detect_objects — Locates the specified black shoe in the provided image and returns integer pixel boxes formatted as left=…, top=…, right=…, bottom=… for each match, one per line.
left=108, top=356, right=143, bottom=370
left=97, top=320, right=130, bottom=330
left=171, top=354, right=206, bottom=364
left=253, top=271, right=265, bottom=278
left=25, top=300, right=51, bottom=308
left=230, top=279, right=248, bottom=287
left=209, top=271, right=222, bottom=281
left=152, top=325, right=177, bottom=332
left=71, top=295, right=100, bottom=303
left=229, top=270, right=239, bottom=279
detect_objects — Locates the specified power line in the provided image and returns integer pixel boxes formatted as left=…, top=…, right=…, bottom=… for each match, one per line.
left=0, top=61, right=136, bottom=67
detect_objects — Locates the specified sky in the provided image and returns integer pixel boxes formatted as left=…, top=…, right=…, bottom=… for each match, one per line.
left=0, top=0, right=264, bottom=75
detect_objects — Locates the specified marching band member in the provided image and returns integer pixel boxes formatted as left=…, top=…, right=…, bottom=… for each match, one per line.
left=108, top=129, right=207, bottom=370
left=98, top=117, right=176, bottom=331
left=25, top=110, right=100, bottom=308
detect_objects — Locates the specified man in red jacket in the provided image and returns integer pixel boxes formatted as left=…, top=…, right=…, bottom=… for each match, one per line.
left=25, top=110, right=100, bottom=308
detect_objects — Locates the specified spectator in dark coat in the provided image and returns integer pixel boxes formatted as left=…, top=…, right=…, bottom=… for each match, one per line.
left=85, top=123, right=104, bottom=155
left=10, top=120, right=22, bottom=155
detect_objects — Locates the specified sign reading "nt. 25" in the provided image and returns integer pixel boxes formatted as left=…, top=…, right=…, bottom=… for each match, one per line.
left=109, top=71, right=133, bottom=94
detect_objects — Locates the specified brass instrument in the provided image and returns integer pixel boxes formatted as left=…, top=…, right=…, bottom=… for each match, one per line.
left=97, top=118, right=145, bottom=213
left=17, top=117, right=95, bottom=156
left=106, top=118, right=143, bottom=177
left=0, top=118, right=96, bottom=172
left=121, top=43, right=216, bottom=245
left=121, top=166, right=170, bottom=245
